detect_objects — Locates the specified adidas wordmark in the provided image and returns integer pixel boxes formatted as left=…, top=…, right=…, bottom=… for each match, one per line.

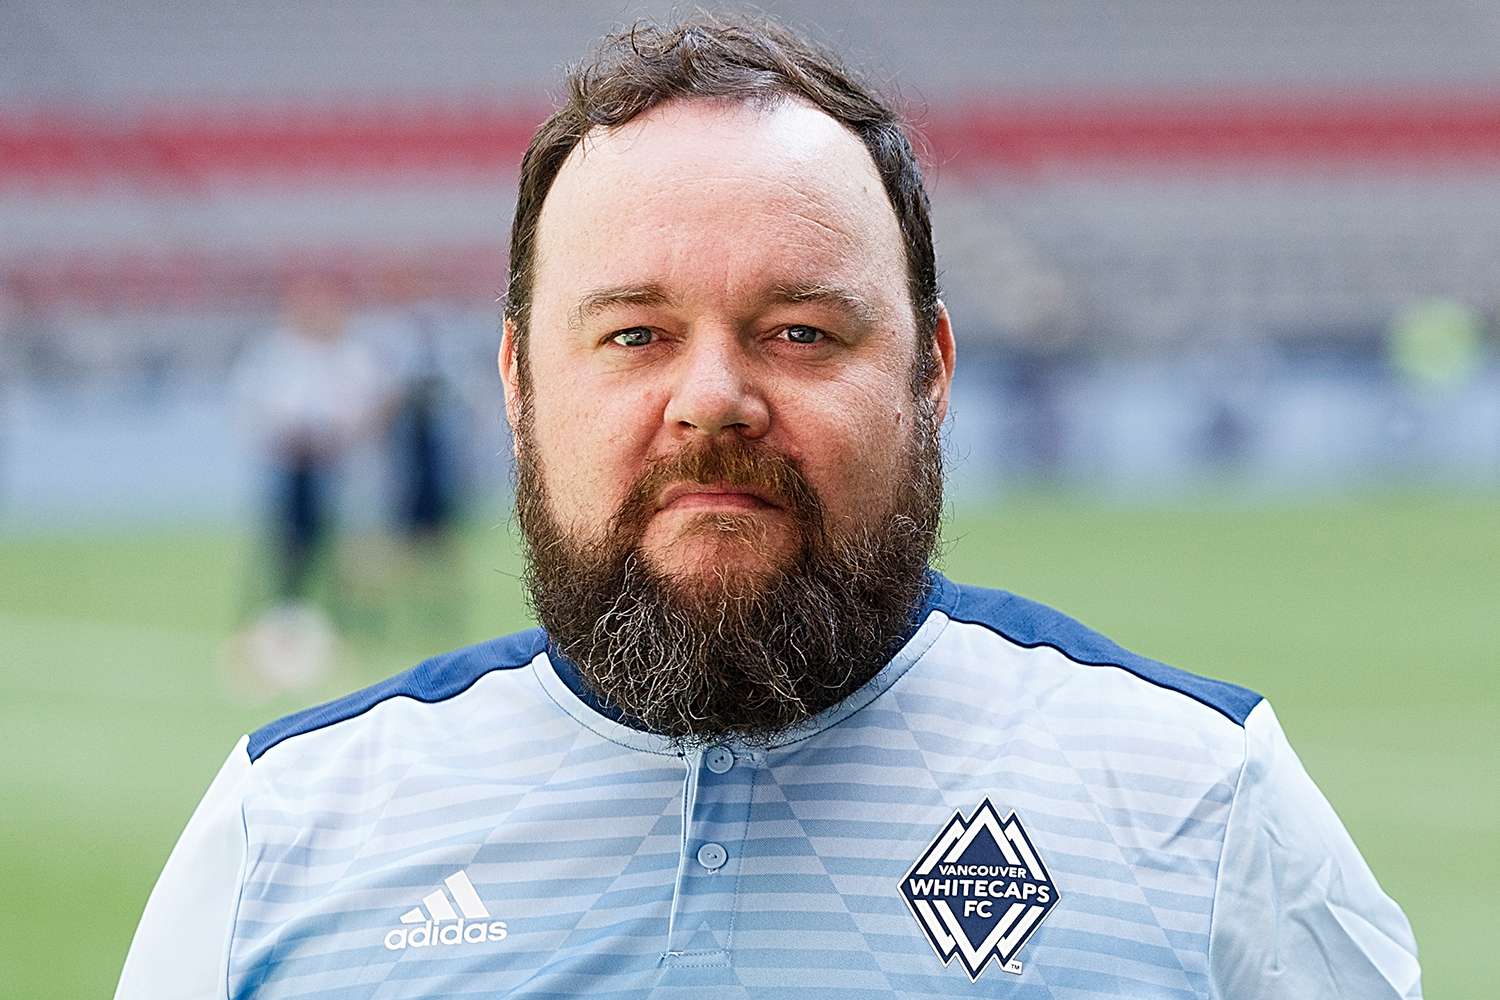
left=383, top=870, right=509, bottom=951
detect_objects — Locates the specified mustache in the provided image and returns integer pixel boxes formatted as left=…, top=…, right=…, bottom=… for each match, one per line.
left=608, top=436, right=826, bottom=544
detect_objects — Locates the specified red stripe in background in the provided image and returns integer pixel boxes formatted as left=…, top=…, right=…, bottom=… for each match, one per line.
left=4, top=92, right=1500, bottom=189
left=0, top=104, right=545, bottom=191
left=922, top=96, right=1500, bottom=174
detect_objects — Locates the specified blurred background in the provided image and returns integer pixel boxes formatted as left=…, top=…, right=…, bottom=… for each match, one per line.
left=1, top=2, right=1495, bottom=996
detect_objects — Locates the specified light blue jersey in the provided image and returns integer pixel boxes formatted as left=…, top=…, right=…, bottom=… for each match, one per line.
left=116, top=574, right=1420, bottom=998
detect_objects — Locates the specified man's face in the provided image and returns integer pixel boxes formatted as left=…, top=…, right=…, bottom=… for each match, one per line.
left=500, top=96, right=955, bottom=743
left=503, top=97, right=953, bottom=584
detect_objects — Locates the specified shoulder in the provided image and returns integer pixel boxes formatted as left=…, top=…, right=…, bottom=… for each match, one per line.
left=246, top=628, right=548, bottom=764
left=926, top=573, right=1263, bottom=728
left=1210, top=700, right=1421, bottom=996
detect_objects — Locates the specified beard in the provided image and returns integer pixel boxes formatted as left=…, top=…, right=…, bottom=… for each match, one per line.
left=514, top=394, right=943, bottom=750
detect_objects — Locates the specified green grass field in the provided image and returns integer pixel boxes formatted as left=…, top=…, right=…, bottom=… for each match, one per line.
left=2, top=493, right=1495, bottom=998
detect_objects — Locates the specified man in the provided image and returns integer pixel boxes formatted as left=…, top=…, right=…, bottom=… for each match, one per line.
left=224, top=274, right=390, bottom=696
left=220, top=274, right=390, bottom=695
left=117, top=15, right=1420, bottom=999
left=231, top=275, right=389, bottom=605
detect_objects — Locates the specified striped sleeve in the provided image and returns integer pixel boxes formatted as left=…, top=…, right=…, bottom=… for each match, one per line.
left=115, top=737, right=251, bottom=1000
left=1208, top=702, right=1422, bottom=998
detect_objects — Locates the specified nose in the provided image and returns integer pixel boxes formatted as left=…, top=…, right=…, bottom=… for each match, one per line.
left=662, top=332, right=770, bottom=439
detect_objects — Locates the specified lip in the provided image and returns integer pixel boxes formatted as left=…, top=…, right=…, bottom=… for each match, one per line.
left=656, top=482, right=779, bottom=512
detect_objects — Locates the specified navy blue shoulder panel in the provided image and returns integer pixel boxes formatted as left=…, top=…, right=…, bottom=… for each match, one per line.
left=930, top=574, right=1262, bottom=726
left=248, top=628, right=548, bottom=762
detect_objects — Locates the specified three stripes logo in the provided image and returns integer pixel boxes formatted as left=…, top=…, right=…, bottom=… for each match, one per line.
left=382, top=870, right=509, bottom=951
left=899, top=799, right=1060, bottom=980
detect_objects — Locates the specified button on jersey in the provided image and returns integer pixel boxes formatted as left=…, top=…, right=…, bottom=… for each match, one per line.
left=115, top=574, right=1421, bottom=999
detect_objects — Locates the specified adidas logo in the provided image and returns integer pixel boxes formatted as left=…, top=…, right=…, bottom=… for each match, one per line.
left=382, top=870, right=509, bottom=951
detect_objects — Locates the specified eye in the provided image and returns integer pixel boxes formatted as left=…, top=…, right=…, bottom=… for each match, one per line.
left=611, top=327, right=655, bottom=348
left=782, top=325, right=825, bottom=345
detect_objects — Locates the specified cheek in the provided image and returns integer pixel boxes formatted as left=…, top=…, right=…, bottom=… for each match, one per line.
left=781, top=377, right=911, bottom=517
left=526, top=378, right=658, bottom=528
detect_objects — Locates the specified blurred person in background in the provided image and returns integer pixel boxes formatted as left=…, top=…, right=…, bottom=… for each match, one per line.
left=359, top=266, right=475, bottom=638
left=117, top=13, right=1420, bottom=999
left=225, top=273, right=391, bottom=697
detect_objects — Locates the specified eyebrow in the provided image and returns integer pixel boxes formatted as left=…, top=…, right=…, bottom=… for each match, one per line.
left=570, top=283, right=676, bottom=331
left=567, top=278, right=880, bottom=331
left=767, top=280, right=880, bottom=327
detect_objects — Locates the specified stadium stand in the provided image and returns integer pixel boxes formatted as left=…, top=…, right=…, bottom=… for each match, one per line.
left=4, top=2, right=1499, bottom=364
left=1, top=1, right=1496, bottom=510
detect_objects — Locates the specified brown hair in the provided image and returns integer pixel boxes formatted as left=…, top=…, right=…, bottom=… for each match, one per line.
left=504, top=12, right=938, bottom=379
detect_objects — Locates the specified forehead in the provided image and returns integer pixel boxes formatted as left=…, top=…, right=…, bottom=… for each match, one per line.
left=530, top=97, right=909, bottom=315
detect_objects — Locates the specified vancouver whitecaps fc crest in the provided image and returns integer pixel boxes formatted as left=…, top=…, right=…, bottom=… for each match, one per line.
left=899, top=799, right=1060, bottom=980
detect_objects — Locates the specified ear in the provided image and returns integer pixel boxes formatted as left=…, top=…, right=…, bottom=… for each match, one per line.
left=498, top=317, right=523, bottom=457
left=925, top=301, right=956, bottom=426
